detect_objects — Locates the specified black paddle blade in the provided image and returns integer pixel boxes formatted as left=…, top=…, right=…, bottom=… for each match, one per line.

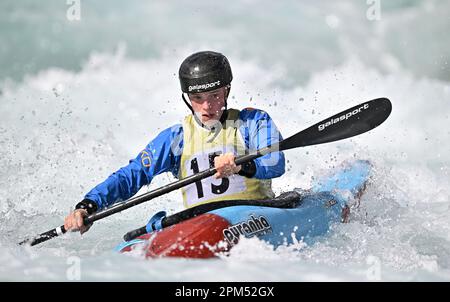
left=280, top=98, right=392, bottom=151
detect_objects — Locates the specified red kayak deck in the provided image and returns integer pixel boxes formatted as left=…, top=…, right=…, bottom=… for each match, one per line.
left=121, top=213, right=231, bottom=258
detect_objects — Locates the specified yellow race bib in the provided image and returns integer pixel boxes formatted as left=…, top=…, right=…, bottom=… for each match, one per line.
left=179, top=109, right=274, bottom=208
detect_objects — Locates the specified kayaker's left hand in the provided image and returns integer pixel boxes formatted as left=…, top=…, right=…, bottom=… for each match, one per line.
left=64, top=209, right=92, bottom=235
left=213, top=153, right=241, bottom=179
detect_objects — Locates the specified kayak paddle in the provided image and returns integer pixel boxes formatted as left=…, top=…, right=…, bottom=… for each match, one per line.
left=19, top=97, right=392, bottom=246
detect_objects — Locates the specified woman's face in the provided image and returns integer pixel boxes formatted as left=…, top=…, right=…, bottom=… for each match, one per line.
left=188, top=87, right=227, bottom=126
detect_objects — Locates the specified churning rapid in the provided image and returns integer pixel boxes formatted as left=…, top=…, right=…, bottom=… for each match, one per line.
left=0, top=0, right=449, bottom=281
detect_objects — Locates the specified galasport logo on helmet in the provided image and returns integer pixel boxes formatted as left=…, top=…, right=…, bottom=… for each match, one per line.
left=223, top=215, right=272, bottom=245
left=188, top=80, right=221, bottom=92
left=318, top=103, right=370, bottom=131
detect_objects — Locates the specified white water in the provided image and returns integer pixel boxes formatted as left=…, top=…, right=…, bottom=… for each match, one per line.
left=1, top=0, right=449, bottom=281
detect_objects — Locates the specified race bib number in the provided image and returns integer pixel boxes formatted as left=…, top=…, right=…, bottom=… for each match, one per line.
left=183, top=148, right=246, bottom=206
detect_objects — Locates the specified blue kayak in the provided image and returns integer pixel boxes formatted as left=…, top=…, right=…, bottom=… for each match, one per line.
left=116, top=159, right=372, bottom=258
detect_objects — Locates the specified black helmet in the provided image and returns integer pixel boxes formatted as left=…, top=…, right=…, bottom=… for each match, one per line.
left=179, top=51, right=233, bottom=93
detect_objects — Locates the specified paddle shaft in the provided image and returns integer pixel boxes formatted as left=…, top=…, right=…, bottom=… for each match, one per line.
left=84, top=152, right=267, bottom=225
left=19, top=151, right=268, bottom=246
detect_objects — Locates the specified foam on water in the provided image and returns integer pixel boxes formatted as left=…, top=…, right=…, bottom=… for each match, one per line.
left=1, top=0, right=449, bottom=84
left=0, top=49, right=449, bottom=281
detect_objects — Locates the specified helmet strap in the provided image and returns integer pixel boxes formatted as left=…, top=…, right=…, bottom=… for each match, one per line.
left=224, top=84, right=231, bottom=112
left=182, top=93, right=195, bottom=115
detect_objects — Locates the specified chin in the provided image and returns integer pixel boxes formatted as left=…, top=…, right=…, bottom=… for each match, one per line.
left=203, top=119, right=218, bottom=126
left=194, top=112, right=221, bottom=127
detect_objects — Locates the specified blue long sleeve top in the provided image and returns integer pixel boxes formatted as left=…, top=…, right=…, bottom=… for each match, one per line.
left=84, top=108, right=285, bottom=209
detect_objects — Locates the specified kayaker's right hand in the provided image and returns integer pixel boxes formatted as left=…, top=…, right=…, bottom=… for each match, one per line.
left=64, top=209, right=91, bottom=234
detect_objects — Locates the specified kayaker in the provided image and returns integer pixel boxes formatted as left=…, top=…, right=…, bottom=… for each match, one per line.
left=64, top=51, right=286, bottom=234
